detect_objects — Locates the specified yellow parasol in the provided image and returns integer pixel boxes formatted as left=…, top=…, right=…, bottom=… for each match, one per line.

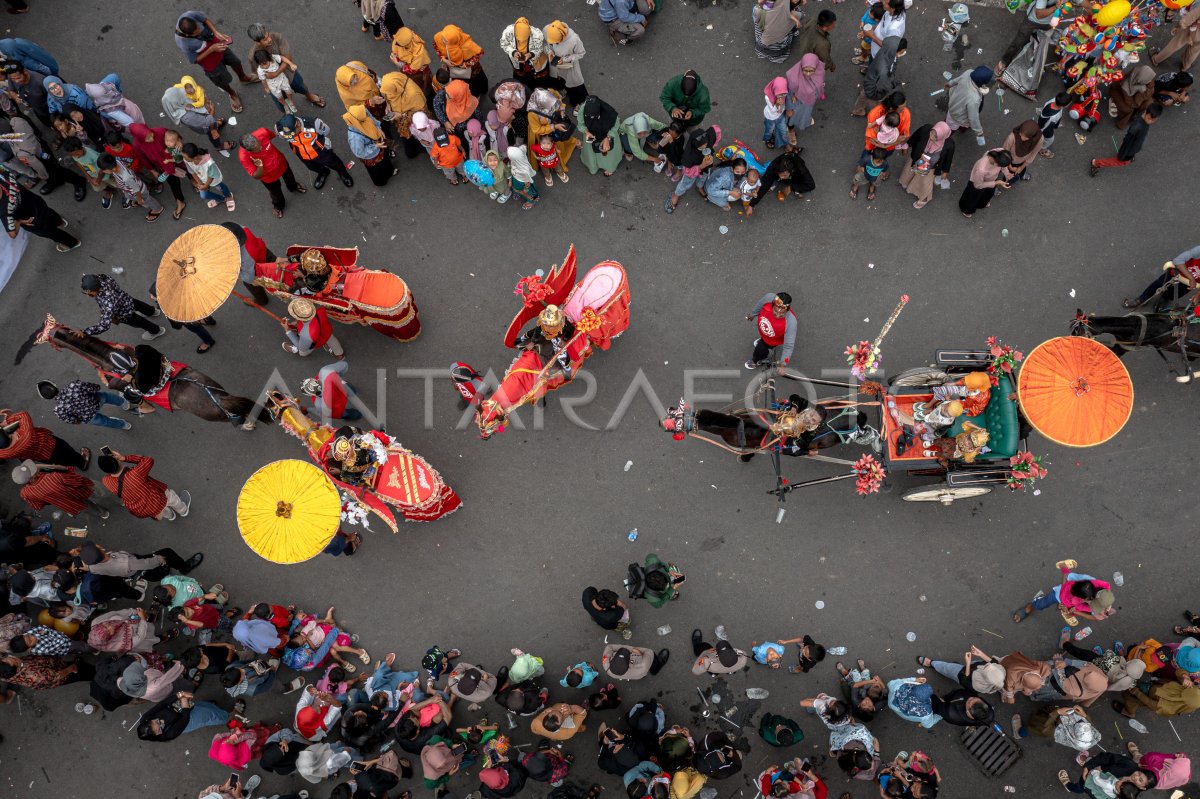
left=156, top=224, right=241, bottom=323
left=236, top=459, right=343, bottom=564
left=1017, top=336, right=1134, bottom=448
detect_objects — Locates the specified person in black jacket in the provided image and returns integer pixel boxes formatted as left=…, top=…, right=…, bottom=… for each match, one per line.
left=137, top=690, right=231, bottom=741
left=1090, top=103, right=1162, bottom=175
left=582, top=587, right=630, bottom=635
left=930, top=688, right=994, bottom=727
left=746, top=150, right=815, bottom=214
left=694, top=730, right=742, bottom=778
left=597, top=722, right=645, bottom=775
left=1058, top=752, right=1155, bottom=795
left=900, top=122, right=955, bottom=208
left=480, top=762, right=529, bottom=799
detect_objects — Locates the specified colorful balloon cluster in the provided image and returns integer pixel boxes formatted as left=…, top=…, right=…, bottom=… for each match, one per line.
left=1053, top=0, right=1186, bottom=128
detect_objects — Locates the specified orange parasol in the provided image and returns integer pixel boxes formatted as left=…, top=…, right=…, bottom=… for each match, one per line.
left=1017, top=336, right=1134, bottom=447
left=156, top=225, right=241, bottom=323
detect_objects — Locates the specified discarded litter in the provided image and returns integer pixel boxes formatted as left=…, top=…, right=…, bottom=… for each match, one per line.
left=627, top=528, right=639, bottom=542
left=1128, top=719, right=1149, bottom=734
left=1069, top=289, right=1076, bottom=298
left=718, top=225, right=729, bottom=234
left=815, top=600, right=826, bottom=609
left=746, top=688, right=769, bottom=699
left=942, top=71, right=953, bottom=81
left=1112, top=572, right=1124, bottom=587
left=1074, top=626, right=1093, bottom=641
left=227, top=116, right=238, bottom=126
left=705, top=23, right=713, bottom=29
left=1001, top=229, right=1009, bottom=237
left=906, top=631, right=918, bottom=642
left=1033, top=489, right=1041, bottom=496
left=828, top=646, right=848, bottom=656
left=919, top=594, right=927, bottom=602
left=624, top=460, right=633, bottom=472
left=111, top=266, right=124, bottom=274
left=775, top=507, right=786, bottom=524
left=1003, top=787, right=1016, bottom=794
left=657, top=625, right=672, bottom=636
left=1075, top=132, right=1087, bottom=144
left=929, top=88, right=945, bottom=97
left=868, top=262, right=875, bottom=268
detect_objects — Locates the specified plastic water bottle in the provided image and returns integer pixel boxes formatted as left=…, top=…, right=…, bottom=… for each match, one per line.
left=1073, top=626, right=1093, bottom=641
left=828, top=646, right=848, bottom=656
left=1128, top=719, right=1149, bottom=734
left=506, top=711, right=518, bottom=729
left=624, top=460, right=633, bottom=472
left=906, top=632, right=918, bottom=642
left=627, top=528, right=638, bottom=542
left=746, top=688, right=769, bottom=699
left=657, top=625, right=672, bottom=636
left=1112, top=572, right=1124, bottom=587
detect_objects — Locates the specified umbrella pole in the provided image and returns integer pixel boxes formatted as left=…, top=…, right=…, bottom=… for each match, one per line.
left=231, top=290, right=284, bottom=323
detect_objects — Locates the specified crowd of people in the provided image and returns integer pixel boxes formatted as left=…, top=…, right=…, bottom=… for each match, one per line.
left=0, top=0, right=1191, bottom=250
left=3, top=493, right=1200, bottom=799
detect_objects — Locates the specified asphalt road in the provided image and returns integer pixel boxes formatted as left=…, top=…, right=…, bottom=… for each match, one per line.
left=1, top=1, right=1198, bottom=798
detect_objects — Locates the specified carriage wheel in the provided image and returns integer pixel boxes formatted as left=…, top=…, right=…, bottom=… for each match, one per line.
left=900, top=484, right=992, bottom=505
left=888, top=367, right=950, bottom=387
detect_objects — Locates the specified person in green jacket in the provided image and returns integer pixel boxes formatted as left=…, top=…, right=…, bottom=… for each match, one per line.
left=641, top=553, right=686, bottom=608
left=660, top=69, right=710, bottom=127
left=759, top=712, right=803, bottom=746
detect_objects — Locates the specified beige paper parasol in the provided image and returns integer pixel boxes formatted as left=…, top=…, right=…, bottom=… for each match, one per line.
left=155, top=225, right=241, bottom=323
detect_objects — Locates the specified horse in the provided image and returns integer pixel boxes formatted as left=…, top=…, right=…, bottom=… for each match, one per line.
left=1070, top=308, right=1200, bottom=383
left=20, top=315, right=267, bottom=427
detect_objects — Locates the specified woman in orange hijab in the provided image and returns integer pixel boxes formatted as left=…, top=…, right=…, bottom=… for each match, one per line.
left=432, top=24, right=488, bottom=98
left=334, top=61, right=381, bottom=112
left=500, top=17, right=562, bottom=92
left=432, top=79, right=484, bottom=138
left=390, top=27, right=434, bottom=98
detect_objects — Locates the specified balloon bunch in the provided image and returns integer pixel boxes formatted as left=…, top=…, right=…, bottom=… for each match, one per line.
left=1053, top=0, right=1191, bottom=128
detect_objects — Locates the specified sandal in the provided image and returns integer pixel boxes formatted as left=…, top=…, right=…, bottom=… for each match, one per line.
left=225, top=197, right=236, bottom=212
left=172, top=203, right=185, bottom=220
left=558, top=172, right=569, bottom=184
left=856, top=659, right=867, bottom=672
left=79, top=447, right=91, bottom=470
left=230, top=98, right=244, bottom=114
left=311, top=95, right=326, bottom=108
left=1058, top=770, right=1071, bottom=789
left=777, top=190, right=786, bottom=201
left=866, top=187, right=876, bottom=201
left=358, top=649, right=371, bottom=664
left=1111, top=699, right=1134, bottom=718
left=272, top=208, right=284, bottom=219
left=521, top=201, right=534, bottom=211
left=206, top=200, right=219, bottom=209
left=1012, top=604, right=1033, bottom=623
left=1186, top=610, right=1199, bottom=624
left=1039, top=149, right=1055, bottom=159
left=1174, top=625, right=1200, bottom=636
left=1126, top=741, right=1142, bottom=758
left=196, top=342, right=212, bottom=354
left=915, top=656, right=932, bottom=667
left=1011, top=713, right=1024, bottom=738
left=544, top=174, right=554, bottom=187
left=1055, top=559, right=1078, bottom=570
left=849, top=186, right=859, bottom=199
left=662, top=198, right=674, bottom=214
left=835, top=661, right=850, bottom=678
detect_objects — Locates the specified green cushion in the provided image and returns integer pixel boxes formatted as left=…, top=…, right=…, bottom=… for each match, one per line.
left=945, top=374, right=1018, bottom=460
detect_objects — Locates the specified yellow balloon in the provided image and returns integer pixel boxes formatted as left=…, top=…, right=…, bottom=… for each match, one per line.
left=1093, top=0, right=1131, bottom=27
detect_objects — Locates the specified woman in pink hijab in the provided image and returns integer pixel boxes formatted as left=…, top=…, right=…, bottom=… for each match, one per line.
left=1133, top=746, right=1191, bottom=790
left=762, top=76, right=789, bottom=149
left=899, top=121, right=954, bottom=209
left=785, top=53, right=825, bottom=143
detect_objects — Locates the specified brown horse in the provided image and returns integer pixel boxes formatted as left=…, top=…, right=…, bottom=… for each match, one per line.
left=1070, top=309, right=1200, bottom=383
left=20, top=315, right=266, bottom=427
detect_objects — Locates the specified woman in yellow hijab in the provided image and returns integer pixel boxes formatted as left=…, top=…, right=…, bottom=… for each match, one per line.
left=343, top=101, right=397, bottom=187
left=334, top=61, right=381, bottom=112
left=500, top=17, right=559, bottom=91
left=381, top=71, right=428, bottom=156
left=432, top=24, right=488, bottom=98
left=390, top=27, right=434, bottom=98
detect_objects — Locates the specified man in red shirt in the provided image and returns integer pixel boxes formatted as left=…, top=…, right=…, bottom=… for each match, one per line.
left=219, top=221, right=274, bottom=305
left=97, top=449, right=191, bottom=521
left=281, top=298, right=344, bottom=358
left=0, top=408, right=90, bottom=469
left=744, top=292, right=798, bottom=372
left=11, top=460, right=108, bottom=518
left=300, top=360, right=361, bottom=421
left=238, top=128, right=306, bottom=218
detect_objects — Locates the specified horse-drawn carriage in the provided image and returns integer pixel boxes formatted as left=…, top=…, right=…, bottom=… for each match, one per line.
left=253, top=244, right=421, bottom=342
left=263, top=391, right=460, bottom=530
left=451, top=244, right=631, bottom=439
left=664, top=336, right=1133, bottom=511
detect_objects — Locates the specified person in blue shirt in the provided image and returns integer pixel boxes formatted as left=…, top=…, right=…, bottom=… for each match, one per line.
left=600, top=0, right=656, bottom=46
left=850, top=147, right=889, bottom=201
left=0, top=37, right=58, bottom=76
left=561, top=661, right=599, bottom=689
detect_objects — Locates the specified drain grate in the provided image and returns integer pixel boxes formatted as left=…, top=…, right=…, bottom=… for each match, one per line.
left=959, top=726, right=1022, bottom=777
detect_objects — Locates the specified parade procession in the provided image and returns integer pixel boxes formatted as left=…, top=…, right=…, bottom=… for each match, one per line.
left=0, top=2, right=1198, bottom=799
